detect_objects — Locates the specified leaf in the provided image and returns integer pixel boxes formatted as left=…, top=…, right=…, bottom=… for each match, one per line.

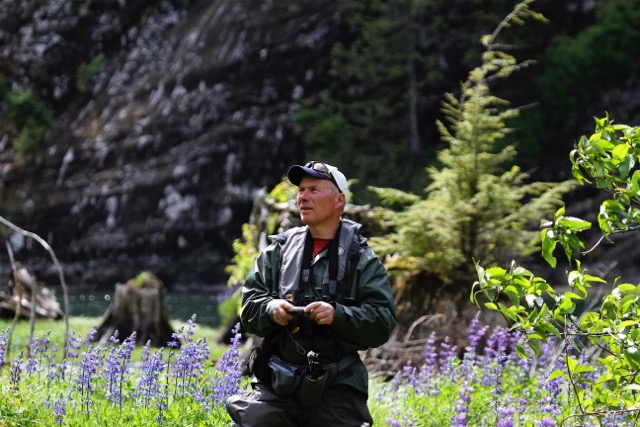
left=611, top=143, right=630, bottom=160
left=540, top=229, right=557, bottom=268
left=547, top=369, right=565, bottom=381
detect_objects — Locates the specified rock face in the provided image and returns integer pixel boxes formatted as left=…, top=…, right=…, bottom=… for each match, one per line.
left=0, top=0, right=339, bottom=290
left=2, top=0, right=640, bottom=296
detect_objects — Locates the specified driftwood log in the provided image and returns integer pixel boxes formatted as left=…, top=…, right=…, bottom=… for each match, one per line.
left=0, top=264, right=64, bottom=320
left=93, top=272, right=177, bottom=347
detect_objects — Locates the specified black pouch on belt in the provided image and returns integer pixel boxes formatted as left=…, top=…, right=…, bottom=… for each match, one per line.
left=268, top=355, right=305, bottom=397
left=296, top=367, right=336, bottom=408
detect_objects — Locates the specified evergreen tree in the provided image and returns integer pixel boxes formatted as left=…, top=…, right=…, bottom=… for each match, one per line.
left=294, top=0, right=520, bottom=199
left=369, top=1, right=575, bottom=331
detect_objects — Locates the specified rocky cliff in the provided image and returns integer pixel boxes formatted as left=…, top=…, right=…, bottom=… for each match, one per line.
left=2, top=0, right=640, bottom=296
left=0, top=0, right=339, bottom=290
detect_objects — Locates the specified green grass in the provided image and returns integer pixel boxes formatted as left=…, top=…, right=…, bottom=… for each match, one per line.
left=0, top=316, right=229, bottom=362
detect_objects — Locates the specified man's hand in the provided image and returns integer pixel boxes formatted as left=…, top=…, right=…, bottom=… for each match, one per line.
left=306, top=301, right=335, bottom=325
left=271, top=300, right=298, bottom=326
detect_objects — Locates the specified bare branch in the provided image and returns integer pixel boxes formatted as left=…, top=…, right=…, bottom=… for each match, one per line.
left=0, top=215, right=70, bottom=354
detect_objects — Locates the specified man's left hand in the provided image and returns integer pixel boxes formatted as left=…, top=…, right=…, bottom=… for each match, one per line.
left=305, top=301, right=335, bottom=325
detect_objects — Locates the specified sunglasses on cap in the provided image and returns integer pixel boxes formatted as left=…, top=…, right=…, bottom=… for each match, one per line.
left=305, top=161, right=342, bottom=193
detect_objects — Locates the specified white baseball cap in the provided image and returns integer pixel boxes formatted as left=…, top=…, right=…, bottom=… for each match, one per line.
left=287, top=161, right=350, bottom=202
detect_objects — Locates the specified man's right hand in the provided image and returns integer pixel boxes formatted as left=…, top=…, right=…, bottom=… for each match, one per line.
left=271, top=299, right=298, bottom=326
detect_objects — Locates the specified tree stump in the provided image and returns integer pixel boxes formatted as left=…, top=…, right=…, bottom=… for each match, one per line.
left=93, top=272, right=178, bottom=347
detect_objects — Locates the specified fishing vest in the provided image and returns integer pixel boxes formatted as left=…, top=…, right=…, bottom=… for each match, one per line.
left=269, top=218, right=364, bottom=305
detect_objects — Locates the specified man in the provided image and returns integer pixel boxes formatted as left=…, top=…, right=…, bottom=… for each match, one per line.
left=226, top=161, right=396, bottom=427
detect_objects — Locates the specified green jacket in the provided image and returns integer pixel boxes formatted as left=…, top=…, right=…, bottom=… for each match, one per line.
left=240, top=219, right=397, bottom=395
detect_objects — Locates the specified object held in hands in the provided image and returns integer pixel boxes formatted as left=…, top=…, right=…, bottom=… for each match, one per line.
left=287, top=306, right=307, bottom=315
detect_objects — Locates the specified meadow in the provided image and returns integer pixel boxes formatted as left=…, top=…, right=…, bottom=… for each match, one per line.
left=0, top=315, right=631, bottom=427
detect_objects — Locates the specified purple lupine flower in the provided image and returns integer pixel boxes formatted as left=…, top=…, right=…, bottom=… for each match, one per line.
left=421, top=332, right=438, bottom=373
left=135, top=346, right=166, bottom=410
left=466, top=318, right=488, bottom=355
left=537, top=417, right=556, bottom=427
left=480, top=326, right=509, bottom=393
left=76, top=345, right=102, bottom=417
left=0, top=329, right=7, bottom=372
left=25, top=331, right=52, bottom=379
left=417, top=332, right=439, bottom=395
left=496, top=405, right=515, bottom=427
left=217, top=284, right=240, bottom=304
left=536, top=335, right=559, bottom=374
left=386, top=418, right=403, bottom=427
left=85, top=326, right=99, bottom=345
left=45, top=343, right=60, bottom=384
left=25, top=338, right=39, bottom=377
left=10, top=353, right=23, bottom=391
left=63, top=330, right=83, bottom=381
left=400, top=361, right=420, bottom=391
left=388, top=370, right=403, bottom=395
left=439, top=337, right=458, bottom=378
left=450, top=384, right=473, bottom=427
left=515, top=396, right=529, bottom=426
left=449, top=384, right=473, bottom=427
left=104, top=332, right=136, bottom=408
left=212, top=325, right=243, bottom=404
left=53, top=395, right=67, bottom=426
left=509, top=330, right=533, bottom=377
left=170, top=317, right=210, bottom=400
left=155, top=388, right=168, bottom=425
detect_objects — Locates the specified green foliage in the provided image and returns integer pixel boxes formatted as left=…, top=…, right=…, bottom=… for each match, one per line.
left=473, top=116, right=640, bottom=420
left=293, top=108, right=353, bottom=164
left=12, top=119, right=48, bottom=154
left=294, top=0, right=445, bottom=197
left=77, top=54, right=105, bottom=93
left=134, top=270, right=154, bottom=288
left=370, top=1, right=574, bottom=285
left=5, top=88, right=54, bottom=128
left=221, top=178, right=298, bottom=322
left=224, top=178, right=297, bottom=288
left=267, top=177, right=298, bottom=204
left=225, top=224, right=258, bottom=288
left=535, top=0, right=640, bottom=127
left=4, top=88, right=55, bottom=154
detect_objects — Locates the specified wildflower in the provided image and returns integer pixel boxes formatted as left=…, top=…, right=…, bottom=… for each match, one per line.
left=135, top=346, right=166, bottom=410
left=104, top=332, right=136, bottom=407
left=212, top=325, right=243, bottom=404
left=386, top=418, right=403, bottom=427
left=537, top=417, right=555, bottom=427
left=449, top=384, right=473, bottom=427
left=45, top=343, right=60, bottom=384
left=466, top=318, right=488, bottom=355
left=481, top=326, right=509, bottom=393
left=0, top=329, right=7, bottom=372
left=63, top=330, right=83, bottom=380
left=439, top=337, right=458, bottom=378
left=10, top=353, right=23, bottom=391
left=400, top=361, right=420, bottom=391
left=496, top=405, right=515, bottom=427
left=53, top=395, right=67, bottom=426
left=76, top=345, right=102, bottom=417
left=171, top=318, right=209, bottom=399
left=26, top=338, right=39, bottom=377
left=417, top=332, right=439, bottom=395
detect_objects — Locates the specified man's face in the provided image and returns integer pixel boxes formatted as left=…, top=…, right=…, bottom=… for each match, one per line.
left=296, top=176, right=343, bottom=226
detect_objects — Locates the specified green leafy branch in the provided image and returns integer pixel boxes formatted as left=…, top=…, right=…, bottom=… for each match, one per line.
left=473, top=116, right=640, bottom=423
